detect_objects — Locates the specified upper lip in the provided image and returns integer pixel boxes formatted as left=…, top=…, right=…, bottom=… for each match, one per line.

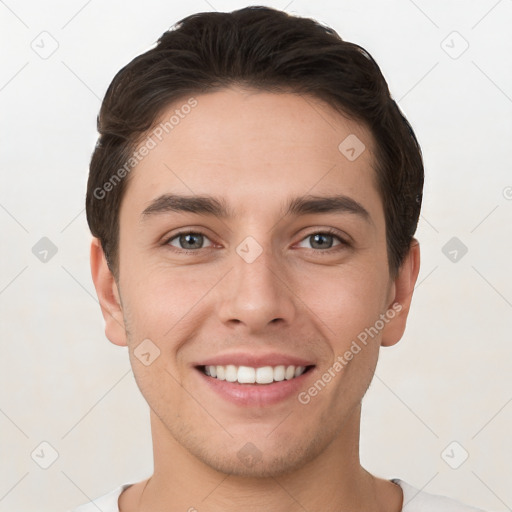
left=194, top=352, right=315, bottom=368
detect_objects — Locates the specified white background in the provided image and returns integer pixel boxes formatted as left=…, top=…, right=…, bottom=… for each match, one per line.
left=0, top=1, right=511, bottom=511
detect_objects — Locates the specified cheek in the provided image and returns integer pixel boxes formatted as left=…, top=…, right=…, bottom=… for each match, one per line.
left=300, top=263, right=390, bottom=344
left=119, top=257, right=209, bottom=336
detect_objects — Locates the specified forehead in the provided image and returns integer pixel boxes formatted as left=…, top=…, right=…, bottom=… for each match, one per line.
left=122, top=87, right=381, bottom=221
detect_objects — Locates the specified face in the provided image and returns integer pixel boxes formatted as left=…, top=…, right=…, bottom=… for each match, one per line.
left=106, top=88, right=406, bottom=477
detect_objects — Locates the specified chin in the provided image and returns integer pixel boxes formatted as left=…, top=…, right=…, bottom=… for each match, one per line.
left=196, top=445, right=321, bottom=478
left=173, top=421, right=331, bottom=479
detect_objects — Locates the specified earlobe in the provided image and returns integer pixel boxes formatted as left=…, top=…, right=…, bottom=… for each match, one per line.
left=380, top=240, right=421, bottom=347
left=89, top=237, right=128, bottom=347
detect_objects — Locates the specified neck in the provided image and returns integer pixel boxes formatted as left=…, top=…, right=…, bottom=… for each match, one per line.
left=132, top=404, right=401, bottom=512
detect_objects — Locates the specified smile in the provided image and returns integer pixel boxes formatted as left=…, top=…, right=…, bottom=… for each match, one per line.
left=193, top=353, right=316, bottom=406
left=200, top=364, right=311, bottom=384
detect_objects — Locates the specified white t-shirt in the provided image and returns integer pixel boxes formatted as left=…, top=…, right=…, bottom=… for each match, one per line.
left=70, top=478, right=486, bottom=511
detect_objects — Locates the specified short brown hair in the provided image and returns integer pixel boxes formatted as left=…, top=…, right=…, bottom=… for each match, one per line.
left=86, top=6, right=423, bottom=278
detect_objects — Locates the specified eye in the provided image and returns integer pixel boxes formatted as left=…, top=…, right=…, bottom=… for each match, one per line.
left=166, top=231, right=214, bottom=251
left=296, top=230, right=348, bottom=251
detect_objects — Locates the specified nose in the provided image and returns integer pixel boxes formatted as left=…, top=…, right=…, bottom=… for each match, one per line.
left=216, top=242, right=297, bottom=333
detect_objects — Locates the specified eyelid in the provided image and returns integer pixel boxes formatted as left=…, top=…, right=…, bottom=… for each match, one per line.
left=294, top=228, right=350, bottom=250
left=164, top=230, right=215, bottom=251
left=163, top=227, right=350, bottom=254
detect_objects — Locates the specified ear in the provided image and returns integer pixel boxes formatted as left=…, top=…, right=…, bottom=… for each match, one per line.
left=380, top=239, right=421, bottom=347
left=90, top=237, right=127, bottom=346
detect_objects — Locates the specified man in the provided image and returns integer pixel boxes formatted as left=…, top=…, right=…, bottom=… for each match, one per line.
left=73, top=6, right=485, bottom=511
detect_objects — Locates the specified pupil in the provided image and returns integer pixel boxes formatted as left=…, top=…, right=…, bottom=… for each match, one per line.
left=182, top=233, right=201, bottom=249
left=313, top=234, right=331, bottom=249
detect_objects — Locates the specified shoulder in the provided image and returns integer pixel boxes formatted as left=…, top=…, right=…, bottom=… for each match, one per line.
left=393, top=479, right=487, bottom=512
left=68, top=482, right=135, bottom=512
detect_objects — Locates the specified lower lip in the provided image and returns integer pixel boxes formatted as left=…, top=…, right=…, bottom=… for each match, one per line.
left=196, top=368, right=314, bottom=406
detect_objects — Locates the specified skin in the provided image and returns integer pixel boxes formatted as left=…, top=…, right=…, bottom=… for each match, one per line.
left=91, top=87, right=420, bottom=512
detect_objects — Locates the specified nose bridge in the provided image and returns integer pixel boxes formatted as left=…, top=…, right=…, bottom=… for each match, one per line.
left=217, top=235, right=296, bottom=331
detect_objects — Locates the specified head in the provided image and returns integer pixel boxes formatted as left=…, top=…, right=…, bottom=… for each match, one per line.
left=88, top=6, right=422, bottom=478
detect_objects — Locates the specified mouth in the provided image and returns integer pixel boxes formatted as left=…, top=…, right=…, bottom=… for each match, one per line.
left=197, top=364, right=315, bottom=384
left=194, top=360, right=316, bottom=406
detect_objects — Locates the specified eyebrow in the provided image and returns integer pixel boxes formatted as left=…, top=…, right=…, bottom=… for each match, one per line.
left=140, top=193, right=371, bottom=223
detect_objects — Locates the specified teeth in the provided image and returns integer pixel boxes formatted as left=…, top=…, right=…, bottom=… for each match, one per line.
left=203, top=364, right=307, bottom=384
left=256, top=366, right=274, bottom=384
left=237, top=366, right=255, bottom=384
left=294, top=366, right=304, bottom=378
left=216, top=366, right=226, bottom=380
left=225, top=364, right=237, bottom=382
left=273, top=365, right=285, bottom=381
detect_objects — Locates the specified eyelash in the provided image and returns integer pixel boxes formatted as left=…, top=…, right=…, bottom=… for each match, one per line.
left=163, top=228, right=350, bottom=255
